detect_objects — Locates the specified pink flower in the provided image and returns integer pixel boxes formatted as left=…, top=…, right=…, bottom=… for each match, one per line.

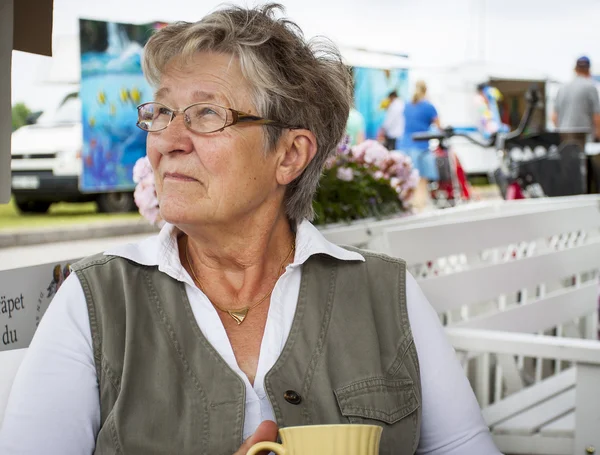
left=350, top=142, right=367, bottom=161
left=360, top=140, right=390, bottom=167
left=390, top=151, right=410, bottom=167
left=132, top=155, right=154, bottom=183
left=132, top=156, right=165, bottom=228
left=336, top=167, right=354, bottom=182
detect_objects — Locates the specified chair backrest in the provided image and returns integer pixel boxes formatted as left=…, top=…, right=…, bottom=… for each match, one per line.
left=321, top=196, right=600, bottom=335
left=0, top=348, right=27, bottom=428
left=320, top=195, right=598, bottom=250
left=381, top=195, right=600, bottom=406
left=383, top=196, right=600, bottom=329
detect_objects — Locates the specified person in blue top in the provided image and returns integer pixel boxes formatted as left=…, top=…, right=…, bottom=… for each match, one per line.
left=397, top=80, right=441, bottom=208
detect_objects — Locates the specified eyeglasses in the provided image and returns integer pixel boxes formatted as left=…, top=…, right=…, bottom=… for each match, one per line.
left=136, top=101, right=299, bottom=134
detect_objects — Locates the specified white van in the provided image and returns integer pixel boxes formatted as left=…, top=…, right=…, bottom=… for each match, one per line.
left=10, top=92, right=135, bottom=213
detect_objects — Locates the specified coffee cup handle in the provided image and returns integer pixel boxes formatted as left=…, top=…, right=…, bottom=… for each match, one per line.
left=246, top=441, right=286, bottom=455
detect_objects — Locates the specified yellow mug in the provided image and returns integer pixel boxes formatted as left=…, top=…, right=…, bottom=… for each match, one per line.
left=246, top=424, right=382, bottom=455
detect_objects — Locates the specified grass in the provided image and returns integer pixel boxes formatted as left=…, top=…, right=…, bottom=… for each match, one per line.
left=0, top=198, right=141, bottom=231
left=468, top=175, right=492, bottom=186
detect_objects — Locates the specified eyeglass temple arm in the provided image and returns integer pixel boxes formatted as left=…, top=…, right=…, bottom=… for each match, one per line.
left=233, top=110, right=295, bottom=128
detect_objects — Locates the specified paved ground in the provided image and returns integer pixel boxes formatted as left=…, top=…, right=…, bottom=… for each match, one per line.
left=0, top=219, right=158, bottom=249
left=0, top=232, right=152, bottom=271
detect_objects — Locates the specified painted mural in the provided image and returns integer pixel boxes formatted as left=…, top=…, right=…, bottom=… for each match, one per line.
left=79, top=19, right=165, bottom=192
left=353, top=67, right=409, bottom=140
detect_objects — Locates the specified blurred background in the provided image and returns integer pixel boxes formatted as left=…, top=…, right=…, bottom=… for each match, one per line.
left=6, top=0, right=600, bottom=232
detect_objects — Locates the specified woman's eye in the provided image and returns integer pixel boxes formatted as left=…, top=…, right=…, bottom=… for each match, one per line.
left=198, top=107, right=217, bottom=116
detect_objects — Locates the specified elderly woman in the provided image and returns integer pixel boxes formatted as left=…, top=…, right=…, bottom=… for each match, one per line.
left=0, top=5, right=500, bottom=455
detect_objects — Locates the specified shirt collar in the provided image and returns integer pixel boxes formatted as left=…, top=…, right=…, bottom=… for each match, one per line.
left=292, top=220, right=364, bottom=265
left=104, top=219, right=364, bottom=284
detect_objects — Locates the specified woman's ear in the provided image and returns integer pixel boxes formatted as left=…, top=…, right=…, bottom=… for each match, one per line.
left=276, top=129, right=317, bottom=185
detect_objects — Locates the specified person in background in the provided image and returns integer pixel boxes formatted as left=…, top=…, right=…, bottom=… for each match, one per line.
left=398, top=80, right=442, bottom=209
left=475, top=83, right=507, bottom=139
left=552, top=56, right=600, bottom=193
left=381, top=90, right=405, bottom=150
left=345, top=106, right=366, bottom=146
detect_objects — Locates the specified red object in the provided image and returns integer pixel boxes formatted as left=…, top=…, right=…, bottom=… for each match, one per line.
left=506, top=182, right=525, bottom=200
left=453, top=154, right=471, bottom=199
left=500, top=101, right=510, bottom=126
left=429, top=145, right=472, bottom=203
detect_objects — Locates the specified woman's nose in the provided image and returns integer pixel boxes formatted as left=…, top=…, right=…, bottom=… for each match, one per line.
left=157, top=114, right=194, bottom=155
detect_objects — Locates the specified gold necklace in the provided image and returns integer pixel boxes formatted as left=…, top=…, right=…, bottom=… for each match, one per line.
left=185, top=238, right=295, bottom=325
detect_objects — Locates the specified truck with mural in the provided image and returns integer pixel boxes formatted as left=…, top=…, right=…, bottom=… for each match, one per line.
left=10, top=19, right=162, bottom=213
left=10, top=18, right=409, bottom=213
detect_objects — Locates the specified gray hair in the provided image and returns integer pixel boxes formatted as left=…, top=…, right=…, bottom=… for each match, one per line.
left=142, top=3, right=353, bottom=224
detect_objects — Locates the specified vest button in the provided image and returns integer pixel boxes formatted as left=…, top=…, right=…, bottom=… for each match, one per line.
left=283, top=390, right=302, bottom=405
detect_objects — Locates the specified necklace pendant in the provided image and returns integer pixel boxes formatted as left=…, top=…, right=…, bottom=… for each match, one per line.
left=228, top=308, right=249, bottom=325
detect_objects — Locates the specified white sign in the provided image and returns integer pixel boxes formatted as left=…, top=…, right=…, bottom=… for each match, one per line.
left=0, top=259, right=78, bottom=352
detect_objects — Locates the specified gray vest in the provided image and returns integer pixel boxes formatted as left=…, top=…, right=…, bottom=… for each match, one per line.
left=72, top=248, right=421, bottom=455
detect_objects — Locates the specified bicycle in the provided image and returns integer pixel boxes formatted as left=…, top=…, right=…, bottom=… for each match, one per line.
left=412, top=85, right=561, bottom=203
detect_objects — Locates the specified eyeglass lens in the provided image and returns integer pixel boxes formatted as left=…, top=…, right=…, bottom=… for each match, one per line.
left=137, top=103, right=229, bottom=133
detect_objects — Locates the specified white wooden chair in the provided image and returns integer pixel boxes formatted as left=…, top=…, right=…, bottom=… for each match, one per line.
left=2, top=195, right=599, bottom=449
left=379, top=196, right=600, bottom=455
left=0, top=349, right=27, bottom=427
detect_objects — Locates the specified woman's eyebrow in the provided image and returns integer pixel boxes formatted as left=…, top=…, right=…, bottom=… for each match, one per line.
left=189, top=90, right=218, bottom=103
left=153, top=87, right=169, bottom=100
left=153, top=88, right=221, bottom=104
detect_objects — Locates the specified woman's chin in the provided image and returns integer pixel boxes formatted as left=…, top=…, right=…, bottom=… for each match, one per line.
left=158, top=197, right=205, bottom=226
left=161, top=209, right=200, bottom=227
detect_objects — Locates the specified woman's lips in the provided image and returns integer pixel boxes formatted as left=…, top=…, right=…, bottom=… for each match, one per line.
left=163, top=172, right=198, bottom=182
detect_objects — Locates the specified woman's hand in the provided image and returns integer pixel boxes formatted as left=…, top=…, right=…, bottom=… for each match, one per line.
left=233, top=420, right=279, bottom=455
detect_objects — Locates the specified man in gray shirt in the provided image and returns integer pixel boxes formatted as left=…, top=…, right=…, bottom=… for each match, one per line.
left=553, top=56, right=600, bottom=192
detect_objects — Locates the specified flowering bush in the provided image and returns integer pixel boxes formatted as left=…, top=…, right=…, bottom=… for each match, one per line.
left=313, top=137, right=418, bottom=225
left=132, top=138, right=418, bottom=227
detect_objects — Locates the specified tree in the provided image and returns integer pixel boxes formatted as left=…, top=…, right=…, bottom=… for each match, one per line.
left=12, top=102, right=33, bottom=131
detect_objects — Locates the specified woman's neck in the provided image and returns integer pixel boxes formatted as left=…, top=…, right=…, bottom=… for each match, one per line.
left=180, top=210, right=295, bottom=303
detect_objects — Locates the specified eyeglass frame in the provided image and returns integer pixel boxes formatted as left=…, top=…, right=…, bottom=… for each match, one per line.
left=136, top=101, right=302, bottom=134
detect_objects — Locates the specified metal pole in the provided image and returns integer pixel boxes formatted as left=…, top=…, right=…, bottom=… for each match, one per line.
left=0, top=0, right=14, bottom=203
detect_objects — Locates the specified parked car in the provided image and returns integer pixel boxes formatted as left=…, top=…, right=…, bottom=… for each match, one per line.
left=10, top=92, right=135, bottom=213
